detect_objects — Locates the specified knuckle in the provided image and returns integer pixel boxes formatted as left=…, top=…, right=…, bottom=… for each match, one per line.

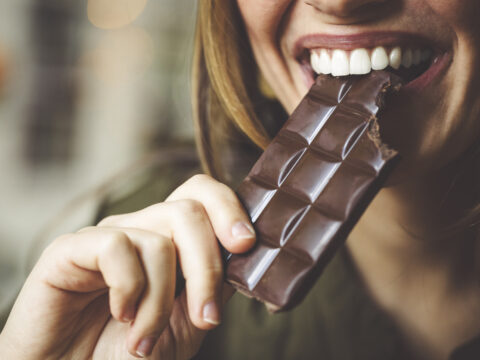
left=103, top=230, right=132, bottom=253
left=173, top=199, right=206, bottom=217
left=76, top=226, right=96, bottom=233
left=42, top=234, right=72, bottom=258
left=188, top=174, right=234, bottom=197
left=52, top=233, right=73, bottom=246
left=99, top=232, right=146, bottom=295
left=187, top=173, right=212, bottom=186
left=98, top=214, right=122, bottom=227
left=189, top=175, right=240, bottom=208
left=145, top=202, right=167, bottom=214
left=168, top=174, right=215, bottom=201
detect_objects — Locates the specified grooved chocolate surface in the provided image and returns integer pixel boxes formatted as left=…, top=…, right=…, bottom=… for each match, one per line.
left=226, top=72, right=401, bottom=312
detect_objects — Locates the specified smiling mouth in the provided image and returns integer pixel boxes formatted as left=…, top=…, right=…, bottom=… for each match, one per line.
left=296, top=33, right=450, bottom=90
left=308, top=46, right=432, bottom=82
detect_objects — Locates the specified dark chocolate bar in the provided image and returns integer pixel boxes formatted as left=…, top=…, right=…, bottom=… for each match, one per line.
left=226, top=71, right=401, bottom=312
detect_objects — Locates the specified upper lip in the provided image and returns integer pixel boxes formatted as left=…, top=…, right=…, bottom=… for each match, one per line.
left=293, top=31, right=445, bottom=60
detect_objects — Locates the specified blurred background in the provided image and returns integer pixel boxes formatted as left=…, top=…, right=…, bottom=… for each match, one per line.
left=0, top=0, right=196, bottom=313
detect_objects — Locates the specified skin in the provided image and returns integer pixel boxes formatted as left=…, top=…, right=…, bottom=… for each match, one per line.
left=236, top=0, right=480, bottom=359
left=1, top=1, right=479, bottom=359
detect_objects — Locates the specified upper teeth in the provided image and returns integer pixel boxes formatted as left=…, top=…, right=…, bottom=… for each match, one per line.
left=310, top=46, right=432, bottom=76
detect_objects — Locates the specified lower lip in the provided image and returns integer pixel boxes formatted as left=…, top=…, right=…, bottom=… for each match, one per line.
left=300, top=52, right=452, bottom=93
left=402, top=52, right=451, bottom=92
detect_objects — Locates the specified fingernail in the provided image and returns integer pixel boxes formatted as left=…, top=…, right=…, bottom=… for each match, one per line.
left=136, top=336, right=157, bottom=357
left=122, top=307, right=136, bottom=322
left=232, top=222, right=255, bottom=240
left=203, top=300, right=221, bottom=325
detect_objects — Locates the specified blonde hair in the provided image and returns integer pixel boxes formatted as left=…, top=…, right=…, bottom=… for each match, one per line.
left=192, top=0, right=270, bottom=181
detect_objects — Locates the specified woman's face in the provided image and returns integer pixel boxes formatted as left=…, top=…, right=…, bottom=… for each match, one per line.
left=236, top=0, right=480, bottom=179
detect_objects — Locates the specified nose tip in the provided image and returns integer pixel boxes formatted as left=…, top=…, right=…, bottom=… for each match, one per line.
left=306, top=0, right=389, bottom=18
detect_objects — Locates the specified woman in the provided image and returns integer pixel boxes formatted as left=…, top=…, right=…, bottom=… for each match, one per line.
left=1, top=0, right=480, bottom=359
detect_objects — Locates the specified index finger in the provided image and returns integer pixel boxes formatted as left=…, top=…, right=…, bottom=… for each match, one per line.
left=166, top=174, right=256, bottom=253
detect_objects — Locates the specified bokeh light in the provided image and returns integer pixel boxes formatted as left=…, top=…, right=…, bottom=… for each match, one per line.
left=87, top=0, right=148, bottom=29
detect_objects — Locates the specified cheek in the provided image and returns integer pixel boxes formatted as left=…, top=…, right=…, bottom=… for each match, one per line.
left=236, top=0, right=292, bottom=40
left=426, top=0, right=480, bottom=32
